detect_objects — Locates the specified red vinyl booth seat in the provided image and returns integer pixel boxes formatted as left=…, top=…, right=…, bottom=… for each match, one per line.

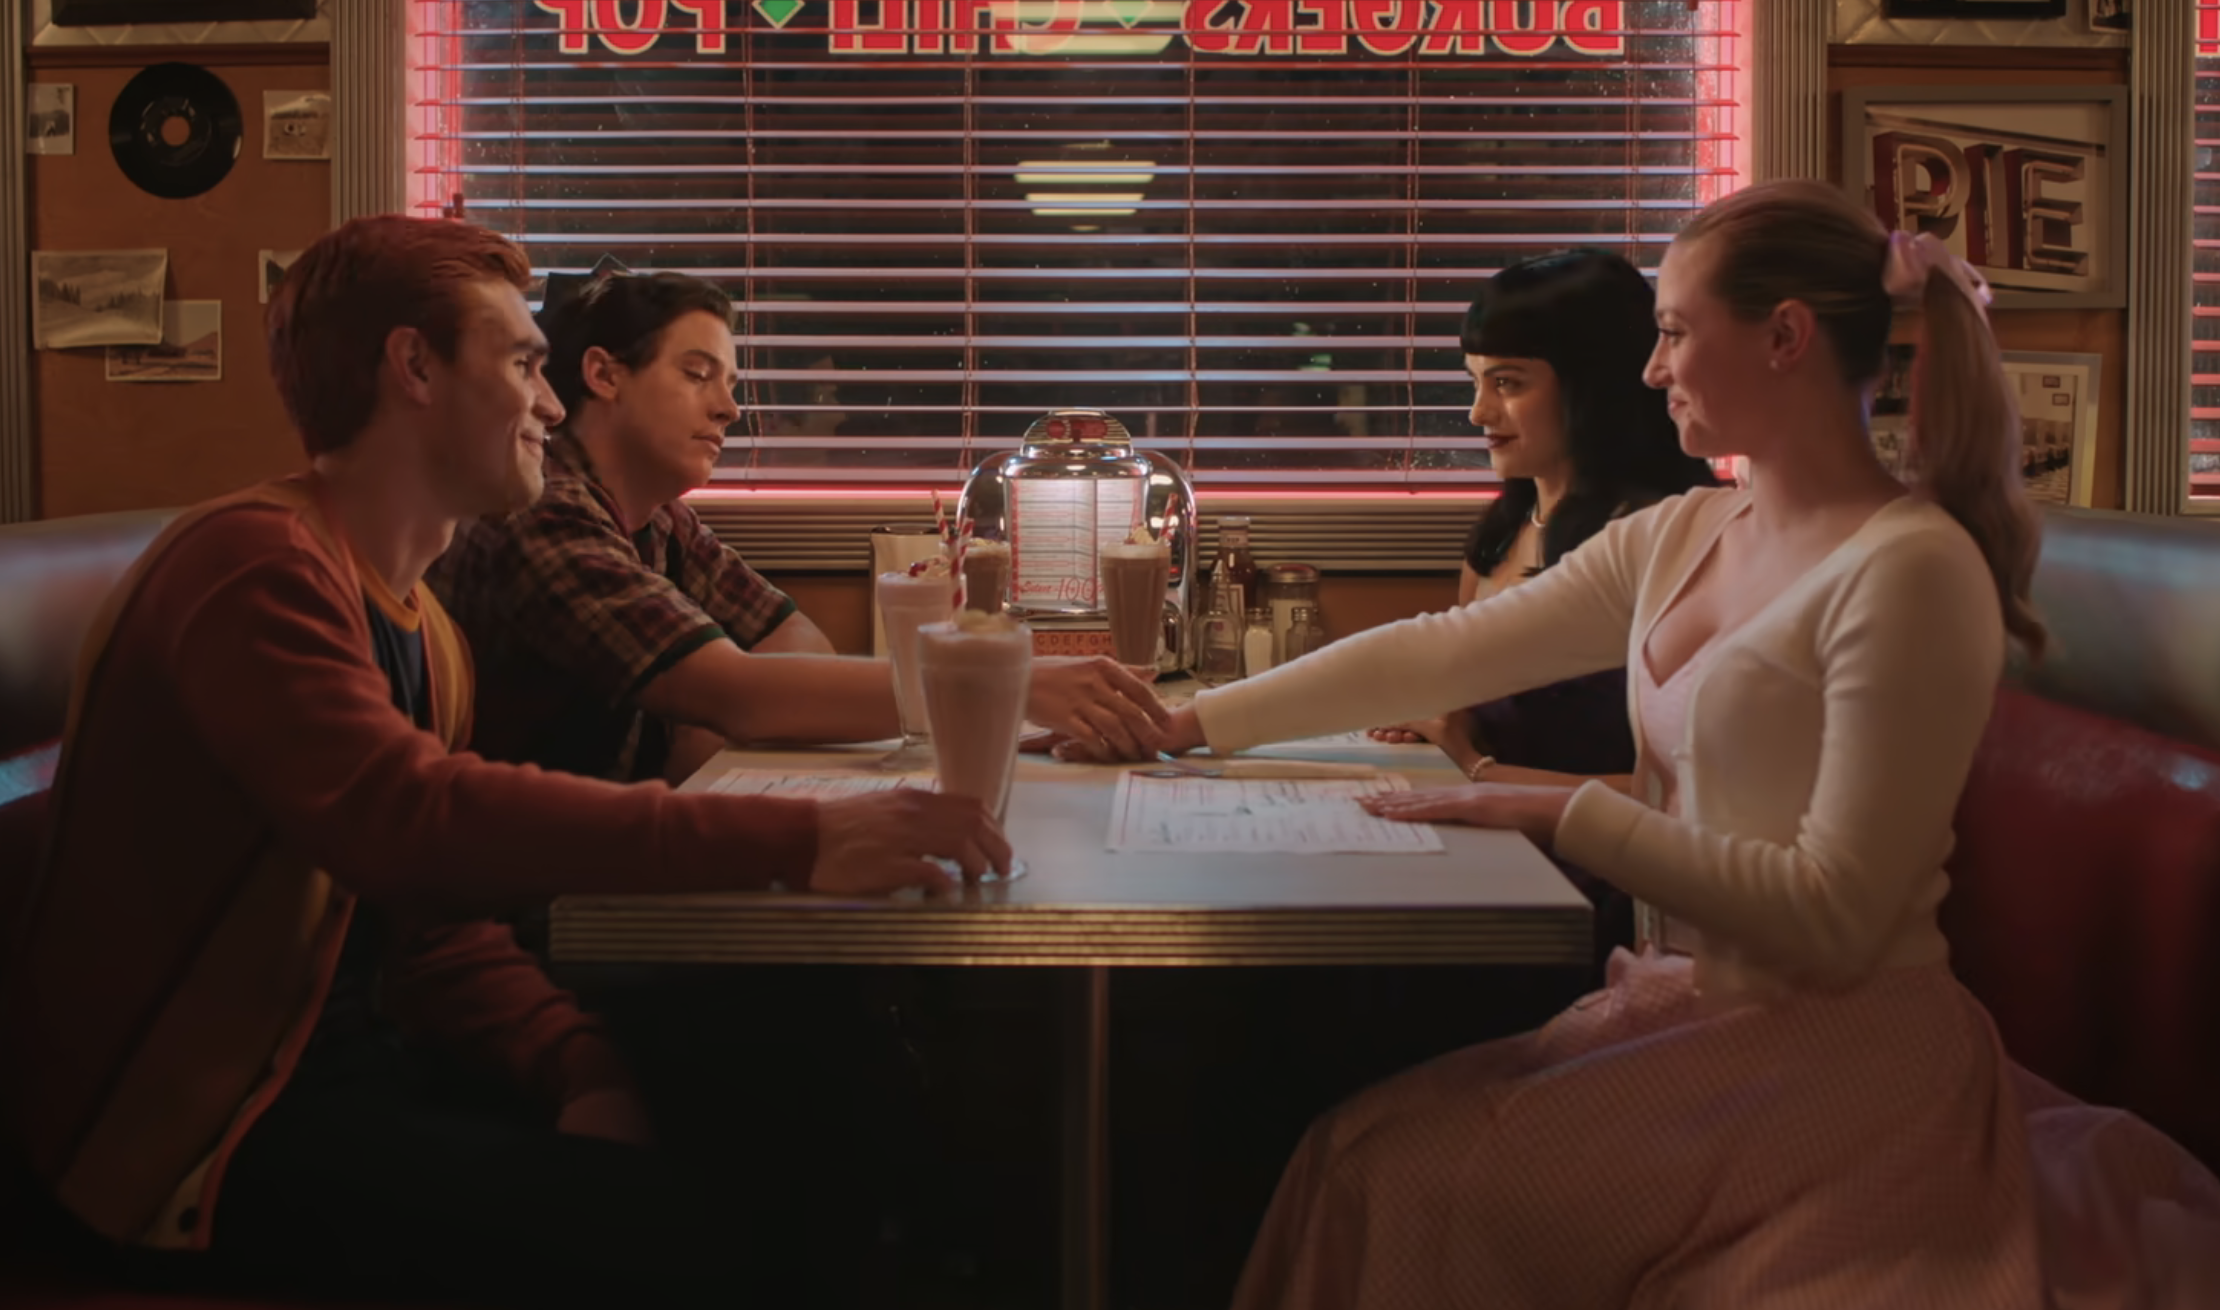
left=1946, top=687, right=2220, bottom=1169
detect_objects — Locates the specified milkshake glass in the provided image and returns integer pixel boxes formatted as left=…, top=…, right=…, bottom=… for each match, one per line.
left=876, top=566, right=956, bottom=771
left=960, top=539, right=1012, bottom=614
left=1098, top=539, right=1171, bottom=668
left=918, top=612, right=1033, bottom=824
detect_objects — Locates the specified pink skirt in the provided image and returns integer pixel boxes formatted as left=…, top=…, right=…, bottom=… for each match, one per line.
left=1232, top=950, right=2220, bottom=1309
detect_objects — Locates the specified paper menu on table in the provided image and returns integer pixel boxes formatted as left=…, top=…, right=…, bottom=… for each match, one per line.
left=1106, top=772, right=1444, bottom=855
left=703, top=770, right=926, bottom=800
left=1009, top=477, right=1141, bottom=609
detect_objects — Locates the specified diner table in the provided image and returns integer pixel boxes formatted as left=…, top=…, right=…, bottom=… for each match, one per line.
left=549, top=732, right=1591, bottom=1310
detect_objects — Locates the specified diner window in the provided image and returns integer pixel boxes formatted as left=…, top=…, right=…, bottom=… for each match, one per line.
left=2197, top=0, right=2220, bottom=503
left=408, top=0, right=1744, bottom=488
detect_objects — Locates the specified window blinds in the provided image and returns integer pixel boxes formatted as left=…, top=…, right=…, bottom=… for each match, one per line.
left=410, top=0, right=1741, bottom=487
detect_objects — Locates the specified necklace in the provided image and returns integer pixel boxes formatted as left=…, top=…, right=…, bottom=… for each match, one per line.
left=1528, top=504, right=1549, bottom=528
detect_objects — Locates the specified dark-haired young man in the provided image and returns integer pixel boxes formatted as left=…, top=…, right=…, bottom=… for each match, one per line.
left=429, top=271, right=1168, bottom=786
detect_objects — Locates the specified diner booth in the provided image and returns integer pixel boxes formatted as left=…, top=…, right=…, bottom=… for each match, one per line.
left=2, top=2, right=2216, bottom=1308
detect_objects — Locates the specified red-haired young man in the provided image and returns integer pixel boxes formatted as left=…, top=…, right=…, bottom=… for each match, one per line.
left=1, top=216, right=1005, bottom=1307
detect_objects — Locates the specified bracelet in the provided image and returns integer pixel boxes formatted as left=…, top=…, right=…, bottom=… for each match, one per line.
left=1465, top=754, right=1496, bottom=783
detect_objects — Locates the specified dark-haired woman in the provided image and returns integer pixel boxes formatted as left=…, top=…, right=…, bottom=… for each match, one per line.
left=1374, top=249, right=1718, bottom=965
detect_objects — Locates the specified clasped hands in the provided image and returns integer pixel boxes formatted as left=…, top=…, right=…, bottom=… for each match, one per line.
left=1026, top=655, right=1171, bottom=762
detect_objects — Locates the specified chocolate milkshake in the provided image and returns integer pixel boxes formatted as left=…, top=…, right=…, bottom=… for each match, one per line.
left=1098, top=537, right=1170, bottom=667
left=918, top=612, right=1033, bottom=821
left=960, top=539, right=1012, bottom=614
left=876, top=564, right=956, bottom=769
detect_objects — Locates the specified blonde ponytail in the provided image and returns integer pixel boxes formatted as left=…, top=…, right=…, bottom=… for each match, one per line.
left=1906, top=275, right=2048, bottom=660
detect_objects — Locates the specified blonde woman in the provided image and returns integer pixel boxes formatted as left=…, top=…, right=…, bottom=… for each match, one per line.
left=1162, top=182, right=2220, bottom=1307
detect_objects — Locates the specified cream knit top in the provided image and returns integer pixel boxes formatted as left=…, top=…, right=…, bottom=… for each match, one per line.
left=1195, top=488, right=2006, bottom=995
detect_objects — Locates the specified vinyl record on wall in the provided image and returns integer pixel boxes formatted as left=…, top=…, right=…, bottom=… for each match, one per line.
left=108, top=62, right=243, bottom=200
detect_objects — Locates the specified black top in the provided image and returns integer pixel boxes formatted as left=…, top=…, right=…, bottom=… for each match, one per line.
left=365, top=601, right=429, bottom=725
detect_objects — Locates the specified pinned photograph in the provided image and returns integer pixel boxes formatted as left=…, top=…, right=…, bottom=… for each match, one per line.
left=107, top=301, right=222, bottom=383
left=258, top=248, right=302, bottom=305
left=1870, top=345, right=2098, bottom=506
left=33, top=249, right=166, bottom=349
left=2088, top=0, right=2128, bottom=32
left=28, top=83, right=73, bottom=156
left=263, top=90, right=331, bottom=161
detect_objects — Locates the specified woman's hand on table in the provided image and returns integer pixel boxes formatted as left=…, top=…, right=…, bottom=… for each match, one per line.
left=1158, top=703, right=1206, bottom=755
left=1359, top=782, right=1576, bottom=849
left=809, top=790, right=1012, bottom=894
left=1367, top=717, right=1448, bottom=746
left=1027, top=656, right=1169, bottom=761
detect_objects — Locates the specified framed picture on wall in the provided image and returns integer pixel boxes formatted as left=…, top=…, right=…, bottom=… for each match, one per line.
left=2087, top=0, right=2129, bottom=32
left=1880, top=1, right=2067, bottom=17
left=2000, top=350, right=2101, bottom=506
left=50, top=0, right=315, bottom=23
left=1869, top=346, right=2099, bottom=507
left=1842, top=85, right=2126, bottom=310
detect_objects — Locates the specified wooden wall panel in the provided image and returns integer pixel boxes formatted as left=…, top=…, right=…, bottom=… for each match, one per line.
left=31, top=60, right=328, bottom=518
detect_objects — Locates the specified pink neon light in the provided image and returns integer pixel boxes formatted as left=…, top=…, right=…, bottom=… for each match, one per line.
left=684, top=487, right=1499, bottom=501
left=408, top=3, right=467, bottom=217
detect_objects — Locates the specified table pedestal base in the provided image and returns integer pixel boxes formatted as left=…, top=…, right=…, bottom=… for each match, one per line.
left=1061, top=966, right=1110, bottom=1310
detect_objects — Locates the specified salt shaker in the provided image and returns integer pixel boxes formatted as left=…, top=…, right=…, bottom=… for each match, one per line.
left=1240, top=607, right=1275, bottom=678
left=1262, top=563, right=1321, bottom=661
left=1283, top=604, right=1326, bottom=663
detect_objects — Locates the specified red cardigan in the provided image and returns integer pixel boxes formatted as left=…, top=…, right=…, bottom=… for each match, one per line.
left=2, top=478, right=818, bottom=1249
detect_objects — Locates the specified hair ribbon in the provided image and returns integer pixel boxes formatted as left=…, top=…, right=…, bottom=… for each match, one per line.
left=1882, top=231, right=1991, bottom=316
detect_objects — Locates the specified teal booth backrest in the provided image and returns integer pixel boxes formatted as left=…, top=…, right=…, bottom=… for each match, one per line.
left=2013, top=506, right=2220, bottom=755
left=0, top=509, right=177, bottom=802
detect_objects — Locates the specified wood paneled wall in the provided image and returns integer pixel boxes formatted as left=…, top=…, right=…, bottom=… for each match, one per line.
left=30, top=58, right=329, bottom=518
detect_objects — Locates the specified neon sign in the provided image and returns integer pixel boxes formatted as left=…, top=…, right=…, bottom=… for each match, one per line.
left=531, top=0, right=1628, bottom=58
left=1870, top=116, right=2103, bottom=292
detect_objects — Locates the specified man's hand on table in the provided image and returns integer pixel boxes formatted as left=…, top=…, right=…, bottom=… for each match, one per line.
left=1025, top=656, right=1169, bottom=761
left=809, top=790, right=1013, bottom=894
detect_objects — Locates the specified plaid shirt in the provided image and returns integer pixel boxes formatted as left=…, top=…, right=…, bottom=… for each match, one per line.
left=428, top=434, right=796, bottom=782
